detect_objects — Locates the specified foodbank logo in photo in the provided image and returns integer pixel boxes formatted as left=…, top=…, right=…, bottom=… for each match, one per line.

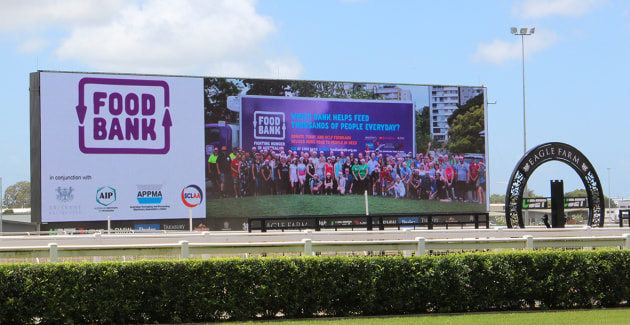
left=96, top=186, right=117, bottom=206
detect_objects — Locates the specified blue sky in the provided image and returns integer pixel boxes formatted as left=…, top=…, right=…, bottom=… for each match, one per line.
left=1, top=0, right=629, bottom=199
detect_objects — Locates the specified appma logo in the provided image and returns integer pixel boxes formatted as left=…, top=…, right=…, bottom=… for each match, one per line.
left=137, top=184, right=163, bottom=204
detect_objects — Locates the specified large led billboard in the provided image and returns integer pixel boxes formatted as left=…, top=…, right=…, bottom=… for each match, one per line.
left=203, top=79, right=488, bottom=230
left=31, top=72, right=487, bottom=231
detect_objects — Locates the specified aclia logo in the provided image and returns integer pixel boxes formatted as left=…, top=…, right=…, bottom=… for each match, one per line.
left=181, top=185, right=203, bottom=208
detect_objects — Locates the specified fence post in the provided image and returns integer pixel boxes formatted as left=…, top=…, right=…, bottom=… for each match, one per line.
left=180, top=241, right=189, bottom=259
left=415, top=237, right=426, bottom=256
left=303, top=238, right=313, bottom=256
left=524, top=235, right=534, bottom=250
left=623, top=234, right=630, bottom=250
left=49, top=243, right=58, bottom=263
left=189, top=208, right=193, bottom=231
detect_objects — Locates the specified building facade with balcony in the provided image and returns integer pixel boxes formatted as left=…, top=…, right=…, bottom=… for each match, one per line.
left=429, top=86, right=484, bottom=143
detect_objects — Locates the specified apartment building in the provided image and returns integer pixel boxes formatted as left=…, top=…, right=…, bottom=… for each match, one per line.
left=429, top=86, right=483, bottom=143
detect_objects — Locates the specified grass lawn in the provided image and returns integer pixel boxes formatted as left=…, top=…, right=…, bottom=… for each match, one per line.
left=228, top=309, right=630, bottom=324
left=207, top=194, right=485, bottom=218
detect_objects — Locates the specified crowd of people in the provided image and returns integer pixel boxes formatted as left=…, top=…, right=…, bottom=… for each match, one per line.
left=207, top=144, right=486, bottom=204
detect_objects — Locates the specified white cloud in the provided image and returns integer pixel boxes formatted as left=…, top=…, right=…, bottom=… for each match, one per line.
left=512, top=0, right=606, bottom=19
left=54, top=0, right=290, bottom=76
left=0, top=0, right=126, bottom=31
left=17, top=38, right=48, bottom=54
left=1, top=0, right=303, bottom=78
left=471, top=39, right=519, bottom=65
left=199, top=55, right=304, bottom=79
left=471, top=29, right=558, bottom=65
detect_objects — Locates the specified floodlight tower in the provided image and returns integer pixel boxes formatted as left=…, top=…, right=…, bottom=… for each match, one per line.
left=512, top=27, right=535, bottom=225
left=511, top=27, right=535, bottom=154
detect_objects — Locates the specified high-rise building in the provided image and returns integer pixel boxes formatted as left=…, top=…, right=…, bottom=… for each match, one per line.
left=429, top=86, right=483, bottom=143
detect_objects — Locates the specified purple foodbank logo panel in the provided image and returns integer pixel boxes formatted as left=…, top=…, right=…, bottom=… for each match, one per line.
left=242, top=96, right=414, bottom=156
left=76, top=78, right=172, bottom=154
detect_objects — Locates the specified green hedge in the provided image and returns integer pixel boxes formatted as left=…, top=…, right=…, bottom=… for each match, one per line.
left=1, top=250, right=630, bottom=324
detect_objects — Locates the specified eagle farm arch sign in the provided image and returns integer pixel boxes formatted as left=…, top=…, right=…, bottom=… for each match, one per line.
left=505, top=142, right=605, bottom=228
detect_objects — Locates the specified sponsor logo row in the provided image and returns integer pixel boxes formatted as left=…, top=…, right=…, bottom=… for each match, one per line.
left=55, top=184, right=203, bottom=208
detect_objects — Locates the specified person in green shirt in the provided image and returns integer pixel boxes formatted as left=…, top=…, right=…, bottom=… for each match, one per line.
left=357, top=158, right=369, bottom=195
left=207, top=147, right=219, bottom=196
left=351, top=158, right=360, bottom=194
left=230, top=147, right=238, bottom=160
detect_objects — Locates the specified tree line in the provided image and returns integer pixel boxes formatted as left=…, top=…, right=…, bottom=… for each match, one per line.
left=2, top=181, right=30, bottom=209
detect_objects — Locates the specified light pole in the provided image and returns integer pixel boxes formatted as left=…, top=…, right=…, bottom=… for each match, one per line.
left=607, top=168, right=611, bottom=210
left=512, top=27, right=534, bottom=226
left=511, top=27, right=535, bottom=154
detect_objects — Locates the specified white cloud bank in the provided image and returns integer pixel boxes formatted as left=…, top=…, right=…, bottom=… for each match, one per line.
left=1, top=0, right=303, bottom=78
left=471, top=0, right=605, bottom=65
left=471, top=29, right=558, bottom=65
left=0, top=0, right=126, bottom=31
left=512, top=0, right=607, bottom=19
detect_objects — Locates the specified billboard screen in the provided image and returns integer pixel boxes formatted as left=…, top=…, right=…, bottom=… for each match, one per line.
left=35, top=72, right=205, bottom=224
left=204, top=79, right=488, bottom=230
left=32, top=72, right=487, bottom=231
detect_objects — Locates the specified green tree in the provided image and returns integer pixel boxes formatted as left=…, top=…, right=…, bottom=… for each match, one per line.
left=447, top=93, right=483, bottom=125
left=565, top=189, right=587, bottom=197
left=3, top=181, right=30, bottom=208
left=415, top=106, right=434, bottom=154
left=565, top=188, right=617, bottom=208
left=204, top=78, right=242, bottom=124
left=446, top=107, right=484, bottom=153
left=524, top=188, right=541, bottom=198
left=491, top=189, right=540, bottom=204
left=446, top=93, right=485, bottom=154
left=490, top=194, right=505, bottom=204
left=243, top=79, right=375, bottom=99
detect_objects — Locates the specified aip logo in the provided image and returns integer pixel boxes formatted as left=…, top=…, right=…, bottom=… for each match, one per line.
left=75, top=77, right=172, bottom=154
left=96, top=186, right=116, bottom=206
left=181, top=185, right=203, bottom=208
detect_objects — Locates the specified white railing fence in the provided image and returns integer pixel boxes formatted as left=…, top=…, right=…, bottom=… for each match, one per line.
left=3, top=233, right=630, bottom=263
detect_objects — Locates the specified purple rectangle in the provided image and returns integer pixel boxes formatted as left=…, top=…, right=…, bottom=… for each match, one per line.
left=241, top=96, right=414, bottom=156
